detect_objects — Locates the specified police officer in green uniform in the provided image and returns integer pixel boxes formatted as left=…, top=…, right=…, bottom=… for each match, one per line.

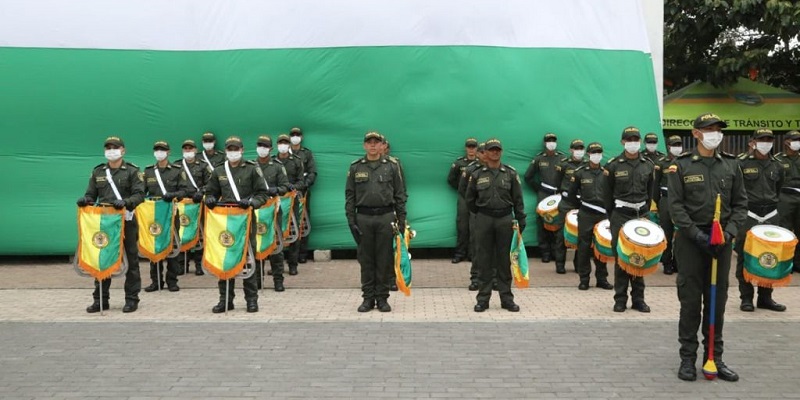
left=346, top=131, right=407, bottom=313
left=552, top=139, right=587, bottom=274
left=199, top=131, right=226, bottom=169
left=447, top=138, right=479, bottom=263
left=274, top=134, right=306, bottom=275
left=603, top=127, right=654, bottom=313
left=77, top=136, right=145, bottom=313
left=668, top=113, right=745, bottom=382
left=563, top=142, right=613, bottom=291
left=255, top=135, right=290, bottom=291
left=289, top=127, right=317, bottom=264
left=642, top=132, right=665, bottom=163
left=459, top=142, right=487, bottom=290
left=204, top=136, right=269, bottom=313
left=175, top=139, right=210, bottom=275
left=143, top=141, right=187, bottom=292
left=466, top=138, right=526, bottom=313
left=776, top=130, right=800, bottom=273
left=735, top=129, right=786, bottom=312
left=524, top=133, right=563, bottom=263
left=652, top=135, right=684, bottom=275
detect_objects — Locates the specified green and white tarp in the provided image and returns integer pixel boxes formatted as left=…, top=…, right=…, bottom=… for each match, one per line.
left=0, top=0, right=661, bottom=254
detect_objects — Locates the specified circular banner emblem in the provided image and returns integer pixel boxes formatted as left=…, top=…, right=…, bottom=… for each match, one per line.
left=758, top=252, right=778, bottom=269
left=91, top=231, right=109, bottom=249
left=764, top=230, right=781, bottom=239
left=256, top=222, right=267, bottom=235
left=546, top=199, right=557, bottom=206
left=219, top=230, right=235, bottom=248
left=629, top=253, right=646, bottom=267
left=148, top=222, right=163, bottom=236
left=179, top=214, right=191, bottom=227
left=634, top=226, right=650, bottom=237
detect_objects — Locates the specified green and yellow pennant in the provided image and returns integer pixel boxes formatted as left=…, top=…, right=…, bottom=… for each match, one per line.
left=176, top=199, right=202, bottom=252
left=203, top=206, right=252, bottom=280
left=135, top=199, right=176, bottom=262
left=76, top=205, right=125, bottom=280
left=254, top=196, right=280, bottom=260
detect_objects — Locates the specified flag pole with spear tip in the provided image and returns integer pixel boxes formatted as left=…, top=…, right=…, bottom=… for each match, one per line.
left=702, top=193, right=725, bottom=380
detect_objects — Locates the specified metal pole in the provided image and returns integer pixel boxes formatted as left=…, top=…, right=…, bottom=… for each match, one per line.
left=157, top=261, right=163, bottom=291
left=225, top=279, right=230, bottom=315
left=99, top=279, right=104, bottom=316
left=260, top=260, right=264, bottom=295
left=184, top=251, right=188, bottom=275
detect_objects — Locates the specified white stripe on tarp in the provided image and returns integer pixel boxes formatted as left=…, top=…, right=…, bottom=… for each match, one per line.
left=0, top=0, right=650, bottom=52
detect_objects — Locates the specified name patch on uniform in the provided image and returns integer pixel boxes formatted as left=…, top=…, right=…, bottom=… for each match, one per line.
left=476, top=177, right=490, bottom=185
left=219, top=175, right=228, bottom=181
left=539, top=162, right=549, bottom=167
left=742, top=168, right=758, bottom=174
left=615, top=171, right=628, bottom=177
left=581, top=178, right=593, bottom=184
left=355, top=172, right=369, bottom=179
left=147, top=178, right=157, bottom=183
left=684, top=175, right=704, bottom=183
left=565, top=169, right=574, bottom=175
left=95, top=176, right=107, bottom=182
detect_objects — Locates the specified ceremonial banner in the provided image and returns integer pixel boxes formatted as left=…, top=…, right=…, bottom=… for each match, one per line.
left=176, top=199, right=202, bottom=252
left=279, top=191, right=297, bottom=242
left=254, top=196, right=280, bottom=260
left=510, top=220, right=530, bottom=288
left=203, top=206, right=252, bottom=279
left=135, top=199, right=176, bottom=262
left=393, top=225, right=413, bottom=296
left=76, top=205, right=125, bottom=280
left=297, top=192, right=311, bottom=238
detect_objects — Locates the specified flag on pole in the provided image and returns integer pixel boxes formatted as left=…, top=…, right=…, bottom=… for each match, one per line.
left=393, top=224, right=413, bottom=296
left=254, top=196, right=280, bottom=260
left=279, top=191, right=297, bottom=242
left=135, top=198, right=176, bottom=262
left=203, top=206, right=252, bottom=280
left=76, top=205, right=126, bottom=280
left=176, top=198, right=202, bottom=252
left=510, top=220, right=530, bottom=288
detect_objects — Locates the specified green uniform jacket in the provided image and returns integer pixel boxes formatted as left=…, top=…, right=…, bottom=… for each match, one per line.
left=256, top=158, right=290, bottom=195
left=206, top=161, right=269, bottom=207
left=143, top=163, right=187, bottom=199
left=737, top=152, right=783, bottom=207
left=292, top=146, right=317, bottom=188
left=345, top=155, right=407, bottom=226
left=775, top=152, right=800, bottom=189
left=555, top=157, right=587, bottom=196
left=83, top=161, right=146, bottom=209
left=564, top=165, right=607, bottom=211
left=602, top=152, right=655, bottom=215
left=198, top=150, right=226, bottom=171
left=652, top=154, right=677, bottom=204
left=448, top=156, right=475, bottom=191
left=666, top=149, right=747, bottom=238
left=642, top=150, right=665, bottom=164
left=273, top=154, right=306, bottom=192
left=465, top=164, right=526, bottom=221
left=524, top=151, right=564, bottom=194
left=173, top=158, right=210, bottom=195
left=458, top=160, right=483, bottom=198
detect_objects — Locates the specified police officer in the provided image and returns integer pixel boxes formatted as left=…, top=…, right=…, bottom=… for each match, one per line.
left=652, top=135, right=684, bottom=275
left=466, top=138, right=526, bottom=312
left=553, top=139, right=587, bottom=274
left=563, top=142, right=613, bottom=291
left=204, top=136, right=269, bottom=313
left=642, top=132, right=666, bottom=163
left=255, top=135, right=290, bottom=292
left=524, top=133, right=563, bottom=263
left=668, top=113, right=745, bottom=382
left=143, top=141, right=187, bottom=292
left=776, top=130, right=800, bottom=273
left=345, top=131, right=407, bottom=313
left=175, top=139, right=210, bottom=275
left=447, top=138, right=479, bottom=263
left=199, top=131, right=226, bottom=169
left=459, top=142, right=487, bottom=290
left=77, top=136, right=145, bottom=313
left=274, top=134, right=306, bottom=275
left=735, top=129, right=786, bottom=312
left=289, top=127, right=317, bottom=264
left=603, top=127, right=654, bottom=313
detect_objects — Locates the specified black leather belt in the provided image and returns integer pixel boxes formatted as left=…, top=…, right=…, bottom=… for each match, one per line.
left=356, top=206, right=394, bottom=215
left=477, top=207, right=512, bottom=217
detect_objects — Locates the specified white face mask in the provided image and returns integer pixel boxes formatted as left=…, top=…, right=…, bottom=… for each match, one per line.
left=790, top=141, right=800, bottom=151
left=183, top=151, right=195, bottom=160
left=203, top=142, right=215, bottom=151
left=589, top=153, right=603, bottom=164
left=624, top=141, right=640, bottom=154
left=226, top=150, right=242, bottom=162
left=290, top=136, right=302, bottom=145
left=545, top=142, right=557, bottom=151
left=669, top=146, right=683, bottom=157
left=755, top=142, right=773, bottom=155
left=645, top=143, right=657, bottom=153
left=277, top=144, right=290, bottom=154
left=256, top=147, right=271, bottom=158
left=105, top=149, right=122, bottom=161
left=700, top=131, right=724, bottom=150
left=572, top=149, right=585, bottom=159
left=153, top=150, right=168, bottom=161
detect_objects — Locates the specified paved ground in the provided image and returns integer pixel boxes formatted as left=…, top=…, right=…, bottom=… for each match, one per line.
left=1, top=255, right=799, bottom=399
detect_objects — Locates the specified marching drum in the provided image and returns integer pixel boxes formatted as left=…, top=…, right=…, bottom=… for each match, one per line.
left=616, top=219, right=667, bottom=276
left=536, top=194, right=562, bottom=232
left=564, top=209, right=579, bottom=249
left=592, top=219, right=614, bottom=263
left=743, top=224, right=797, bottom=288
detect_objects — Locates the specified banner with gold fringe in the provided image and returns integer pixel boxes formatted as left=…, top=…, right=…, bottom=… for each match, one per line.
left=135, top=198, right=176, bottom=262
left=176, top=199, right=202, bottom=252
left=392, top=223, right=413, bottom=296
left=254, top=196, right=280, bottom=260
left=615, top=219, right=666, bottom=277
left=279, top=191, right=297, bottom=242
left=511, top=220, right=530, bottom=288
left=297, top=191, right=311, bottom=238
left=76, top=205, right=126, bottom=280
left=202, top=205, right=252, bottom=280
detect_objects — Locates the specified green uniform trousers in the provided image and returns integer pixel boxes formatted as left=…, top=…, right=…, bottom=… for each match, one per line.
left=778, top=192, right=800, bottom=270
left=356, top=212, right=395, bottom=301
left=610, top=209, right=646, bottom=305
left=575, top=209, right=608, bottom=284
left=455, top=196, right=471, bottom=258
left=474, top=212, right=514, bottom=305
left=536, top=190, right=556, bottom=258
left=657, top=196, right=675, bottom=271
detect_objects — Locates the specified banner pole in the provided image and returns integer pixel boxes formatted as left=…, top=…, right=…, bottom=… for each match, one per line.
left=184, top=252, right=188, bottom=275
left=157, top=261, right=163, bottom=291
left=225, top=279, right=230, bottom=315
left=99, top=279, right=104, bottom=316
left=260, top=260, right=264, bottom=295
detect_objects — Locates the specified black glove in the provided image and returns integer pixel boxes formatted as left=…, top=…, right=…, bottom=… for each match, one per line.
left=518, top=221, right=526, bottom=233
left=112, top=199, right=126, bottom=210
left=76, top=196, right=93, bottom=207
left=267, top=187, right=279, bottom=196
left=192, top=192, right=204, bottom=203
left=204, top=196, right=217, bottom=209
left=162, top=192, right=176, bottom=202
left=349, top=224, right=362, bottom=244
left=238, top=199, right=252, bottom=209
left=287, top=183, right=295, bottom=191
left=692, top=231, right=713, bottom=255
left=125, top=201, right=136, bottom=211
left=712, top=232, right=734, bottom=256
left=396, top=220, right=406, bottom=236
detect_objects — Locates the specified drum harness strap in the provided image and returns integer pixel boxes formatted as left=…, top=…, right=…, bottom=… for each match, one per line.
left=105, top=168, right=134, bottom=221
left=747, top=209, right=778, bottom=223
left=224, top=161, right=242, bottom=202
left=541, top=182, right=558, bottom=194
left=781, top=187, right=800, bottom=195
left=581, top=201, right=606, bottom=215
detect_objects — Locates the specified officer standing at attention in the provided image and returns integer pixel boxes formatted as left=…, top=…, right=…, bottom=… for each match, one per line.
left=642, top=132, right=666, bottom=163
left=289, top=127, right=317, bottom=264
left=255, top=135, right=290, bottom=292
left=274, top=134, right=306, bottom=276
left=459, top=142, right=487, bottom=290
left=652, top=135, right=684, bottom=275
left=466, top=138, right=526, bottom=313
left=776, top=130, right=800, bottom=273
left=143, top=141, right=187, bottom=293
left=563, top=142, right=613, bottom=291
left=553, top=139, right=587, bottom=274
left=77, top=136, right=145, bottom=313
left=345, top=131, right=407, bottom=313
left=603, top=127, right=654, bottom=313
left=204, top=136, right=269, bottom=313
left=524, top=133, right=563, bottom=263
left=175, top=139, right=210, bottom=275
left=447, top=138, right=479, bottom=264
left=199, top=131, right=226, bottom=170
left=735, top=129, right=786, bottom=312
left=668, top=113, right=746, bottom=382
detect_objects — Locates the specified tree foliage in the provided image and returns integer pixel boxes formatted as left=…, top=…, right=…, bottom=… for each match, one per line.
left=664, top=0, right=800, bottom=93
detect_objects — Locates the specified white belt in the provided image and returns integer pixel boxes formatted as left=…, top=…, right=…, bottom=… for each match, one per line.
left=660, top=186, right=668, bottom=191
left=561, top=191, right=569, bottom=197
left=541, top=182, right=558, bottom=192
left=581, top=201, right=606, bottom=214
left=615, top=199, right=646, bottom=209
left=747, top=209, right=778, bottom=223
left=785, top=187, right=800, bottom=194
